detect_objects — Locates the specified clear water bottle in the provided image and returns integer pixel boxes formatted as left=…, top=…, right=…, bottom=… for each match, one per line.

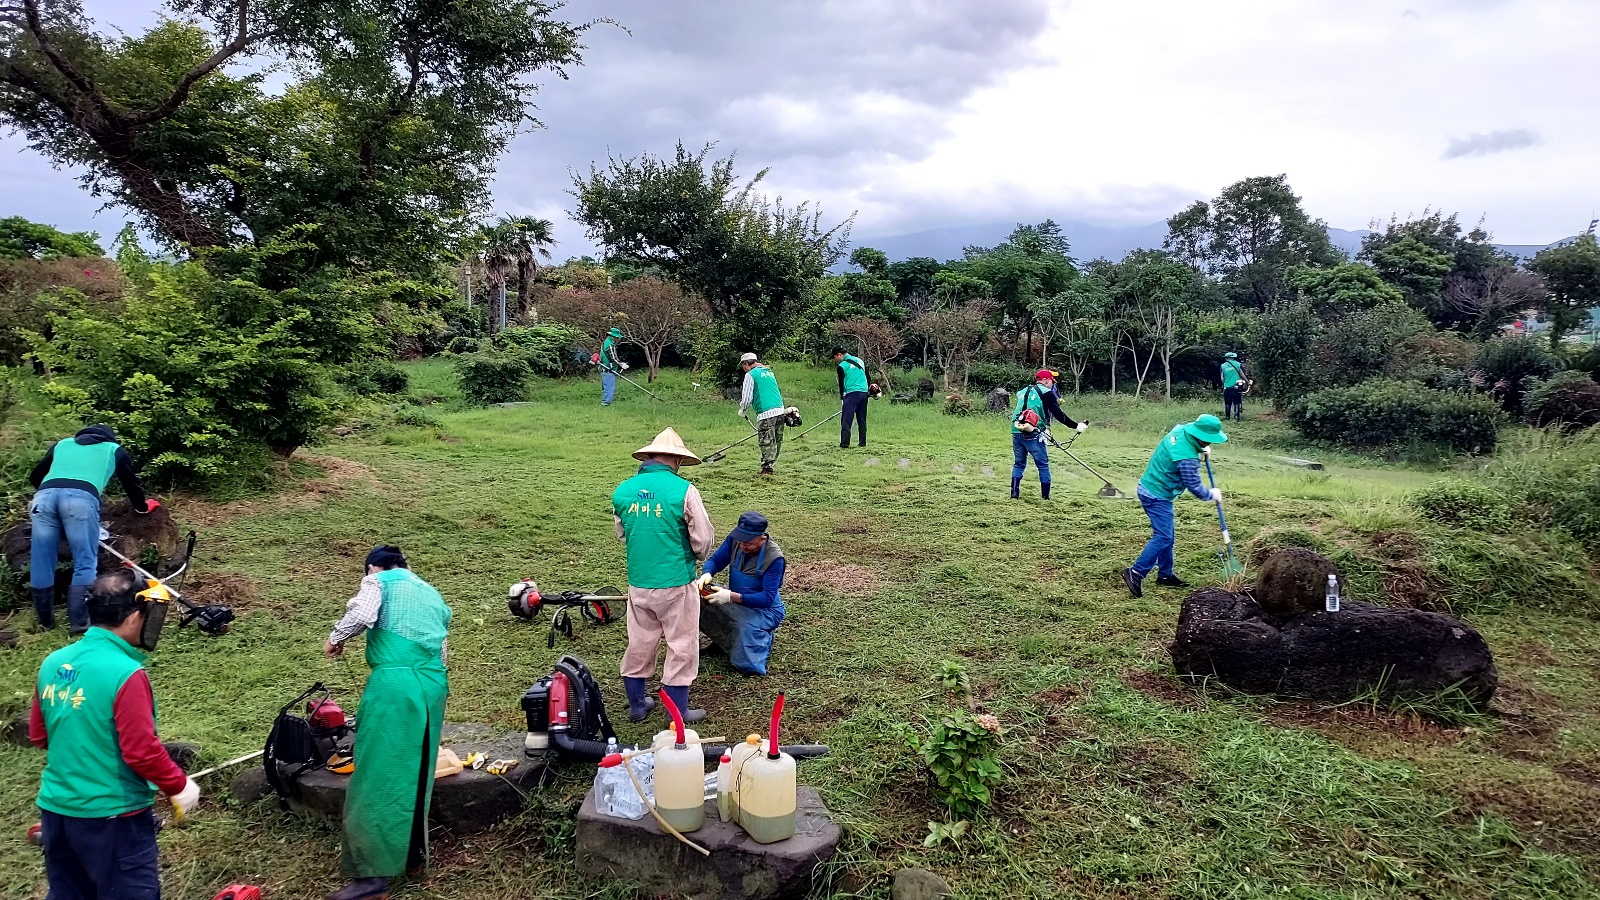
left=1325, top=574, right=1340, bottom=613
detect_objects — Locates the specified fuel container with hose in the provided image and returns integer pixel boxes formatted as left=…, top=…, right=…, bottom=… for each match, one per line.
left=737, top=692, right=797, bottom=843
left=652, top=690, right=706, bottom=833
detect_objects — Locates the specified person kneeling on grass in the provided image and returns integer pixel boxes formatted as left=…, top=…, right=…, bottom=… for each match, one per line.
left=696, top=511, right=786, bottom=676
left=1121, top=414, right=1228, bottom=598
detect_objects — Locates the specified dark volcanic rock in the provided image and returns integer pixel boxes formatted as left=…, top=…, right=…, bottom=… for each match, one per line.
left=985, top=388, right=1010, bottom=413
left=4, top=499, right=184, bottom=600
left=1171, top=587, right=1497, bottom=705
left=1254, top=548, right=1339, bottom=618
left=577, top=786, right=839, bottom=900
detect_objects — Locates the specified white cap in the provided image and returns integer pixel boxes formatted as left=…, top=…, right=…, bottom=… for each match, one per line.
left=739, top=352, right=758, bottom=363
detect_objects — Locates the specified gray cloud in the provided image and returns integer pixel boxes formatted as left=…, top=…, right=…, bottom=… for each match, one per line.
left=1443, top=128, right=1543, bottom=159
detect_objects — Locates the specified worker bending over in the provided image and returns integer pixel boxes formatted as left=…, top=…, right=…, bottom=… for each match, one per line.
left=1122, top=414, right=1228, bottom=598
left=698, top=511, right=787, bottom=676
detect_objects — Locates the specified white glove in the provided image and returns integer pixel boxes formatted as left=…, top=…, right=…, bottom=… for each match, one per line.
left=621, top=362, right=629, bottom=370
left=707, top=588, right=734, bottom=605
left=1075, top=422, right=1088, bottom=434
left=1209, top=488, right=1223, bottom=502
left=786, top=406, right=799, bottom=415
left=694, top=573, right=714, bottom=591
left=171, top=777, right=201, bottom=821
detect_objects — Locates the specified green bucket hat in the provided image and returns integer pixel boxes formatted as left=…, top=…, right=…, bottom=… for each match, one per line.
left=1224, top=352, right=1238, bottom=359
left=1184, top=414, right=1228, bottom=445
left=607, top=327, right=623, bottom=338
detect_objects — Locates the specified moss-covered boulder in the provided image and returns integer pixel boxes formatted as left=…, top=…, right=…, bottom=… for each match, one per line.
left=1254, top=548, right=1340, bottom=618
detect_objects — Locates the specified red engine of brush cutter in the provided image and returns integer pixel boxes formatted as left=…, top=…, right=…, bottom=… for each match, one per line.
left=306, top=698, right=347, bottom=730
left=213, top=886, right=262, bottom=900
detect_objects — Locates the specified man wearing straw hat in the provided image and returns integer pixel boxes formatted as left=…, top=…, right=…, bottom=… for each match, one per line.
left=612, top=428, right=717, bottom=723
left=599, top=326, right=628, bottom=406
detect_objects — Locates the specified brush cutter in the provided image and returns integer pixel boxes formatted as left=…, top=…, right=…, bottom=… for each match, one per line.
left=1202, top=449, right=1245, bottom=577
left=793, top=408, right=842, bottom=441
left=1042, top=431, right=1130, bottom=499
left=508, top=580, right=627, bottom=647
left=614, top=369, right=663, bottom=402
left=704, top=417, right=761, bottom=463
left=98, top=528, right=236, bottom=636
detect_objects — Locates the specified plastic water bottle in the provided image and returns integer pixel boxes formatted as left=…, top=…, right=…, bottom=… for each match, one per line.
left=1325, top=574, right=1340, bottom=613
left=595, top=738, right=649, bottom=820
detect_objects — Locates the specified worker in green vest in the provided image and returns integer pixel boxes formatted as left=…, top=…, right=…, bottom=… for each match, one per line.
left=30, top=568, right=198, bottom=898
left=599, top=326, right=627, bottom=405
left=323, top=546, right=452, bottom=900
left=1220, top=352, right=1247, bottom=421
left=613, top=428, right=717, bottom=723
left=738, top=352, right=793, bottom=475
left=833, top=347, right=870, bottom=448
left=1009, top=370, right=1086, bottom=499
left=28, top=424, right=155, bottom=634
left=1120, top=415, right=1227, bottom=598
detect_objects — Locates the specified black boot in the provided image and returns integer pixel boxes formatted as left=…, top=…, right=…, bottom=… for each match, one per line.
left=1010, top=477, right=1021, bottom=499
left=623, top=676, right=656, bottom=723
left=1156, top=574, right=1191, bottom=588
left=65, top=584, right=90, bottom=636
left=326, top=877, right=390, bottom=900
left=32, top=587, right=56, bottom=630
left=1120, top=567, right=1144, bottom=598
left=1041, top=481, right=1051, bottom=500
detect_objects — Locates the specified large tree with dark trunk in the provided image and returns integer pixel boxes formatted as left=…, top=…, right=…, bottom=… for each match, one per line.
left=2, top=0, right=587, bottom=275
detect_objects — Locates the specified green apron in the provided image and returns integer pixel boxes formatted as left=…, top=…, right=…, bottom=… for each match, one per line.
left=341, top=627, right=449, bottom=878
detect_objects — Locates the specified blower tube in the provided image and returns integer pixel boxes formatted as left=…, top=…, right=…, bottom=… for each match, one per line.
left=768, top=691, right=785, bottom=760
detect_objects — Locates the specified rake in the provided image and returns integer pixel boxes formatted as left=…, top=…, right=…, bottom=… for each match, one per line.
left=1042, top=431, right=1130, bottom=499
left=1202, top=449, right=1245, bottom=577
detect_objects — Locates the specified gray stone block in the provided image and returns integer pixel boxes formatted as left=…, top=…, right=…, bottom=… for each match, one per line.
left=577, top=786, right=839, bottom=900
left=164, top=741, right=202, bottom=772
left=893, top=868, right=952, bottom=900
left=231, top=723, right=546, bottom=834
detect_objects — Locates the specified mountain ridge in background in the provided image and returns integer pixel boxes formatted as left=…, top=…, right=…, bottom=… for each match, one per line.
left=850, top=220, right=1567, bottom=266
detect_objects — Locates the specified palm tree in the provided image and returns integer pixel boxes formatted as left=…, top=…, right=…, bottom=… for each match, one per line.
left=478, top=222, right=519, bottom=333
left=503, top=216, right=556, bottom=321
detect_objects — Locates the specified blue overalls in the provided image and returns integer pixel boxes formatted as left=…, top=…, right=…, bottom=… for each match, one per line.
left=704, top=538, right=787, bottom=676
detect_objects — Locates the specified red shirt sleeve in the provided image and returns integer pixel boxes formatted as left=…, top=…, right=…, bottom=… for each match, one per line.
left=112, top=671, right=188, bottom=795
left=29, top=689, right=46, bottom=748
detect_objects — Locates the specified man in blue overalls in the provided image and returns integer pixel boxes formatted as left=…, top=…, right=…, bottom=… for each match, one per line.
left=696, top=512, right=786, bottom=676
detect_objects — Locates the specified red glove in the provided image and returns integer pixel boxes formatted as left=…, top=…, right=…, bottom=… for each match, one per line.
left=140, top=498, right=161, bottom=514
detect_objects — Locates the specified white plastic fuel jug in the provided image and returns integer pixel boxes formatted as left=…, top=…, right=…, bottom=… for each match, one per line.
left=738, top=692, right=797, bottom=843
left=651, top=690, right=706, bottom=833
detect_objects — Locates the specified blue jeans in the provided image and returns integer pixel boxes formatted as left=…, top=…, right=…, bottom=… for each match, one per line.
left=30, top=487, right=101, bottom=592
left=1132, top=489, right=1176, bottom=579
left=601, top=371, right=616, bottom=404
left=1011, top=433, right=1050, bottom=483
left=41, top=807, right=161, bottom=900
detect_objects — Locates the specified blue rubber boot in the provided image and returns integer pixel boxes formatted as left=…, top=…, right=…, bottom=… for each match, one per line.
left=660, top=684, right=706, bottom=725
left=1010, top=477, right=1021, bottom=499
left=623, top=676, right=656, bottom=723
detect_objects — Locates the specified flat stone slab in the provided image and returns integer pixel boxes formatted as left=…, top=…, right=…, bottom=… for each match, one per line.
left=230, top=723, right=545, bottom=835
left=577, top=786, right=839, bottom=900
left=1276, top=456, right=1325, bottom=470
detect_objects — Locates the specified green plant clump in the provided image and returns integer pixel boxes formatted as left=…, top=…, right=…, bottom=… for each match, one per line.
left=1287, top=379, right=1501, bottom=454
left=1408, top=480, right=1513, bottom=531
left=911, top=662, right=1002, bottom=821
left=456, top=352, right=530, bottom=405
left=1523, top=371, right=1600, bottom=432
left=491, top=324, right=587, bottom=377
left=341, top=360, right=410, bottom=396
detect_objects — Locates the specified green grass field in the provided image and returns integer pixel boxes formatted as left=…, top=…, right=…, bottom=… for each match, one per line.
left=4, top=361, right=1600, bottom=899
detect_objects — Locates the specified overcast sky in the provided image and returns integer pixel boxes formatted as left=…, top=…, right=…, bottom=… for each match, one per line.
left=3, top=0, right=1594, bottom=252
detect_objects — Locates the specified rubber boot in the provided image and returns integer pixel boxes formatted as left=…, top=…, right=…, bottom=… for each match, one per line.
left=1010, top=477, right=1021, bottom=499
left=326, top=877, right=390, bottom=900
left=32, top=587, right=56, bottom=630
left=65, top=584, right=90, bottom=636
left=1041, top=481, right=1051, bottom=500
left=661, top=684, right=706, bottom=725
left=623, top=676, right=656, bottom=723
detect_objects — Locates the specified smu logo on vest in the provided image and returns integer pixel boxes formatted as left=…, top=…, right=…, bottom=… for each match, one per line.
left=42, top=664, right=86, bottom=710
left=625, top=488, right=664, bottom=518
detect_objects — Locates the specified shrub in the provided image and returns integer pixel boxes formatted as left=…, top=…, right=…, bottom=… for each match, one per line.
left=456, top=352, right=529, bottom=405
left=392, top=405, right=441, bottom=428
left=942, top=393, right=974, bottom=416
left=1248, top=301, right=1319, bottom=407
left=964, top=359, right=1035, bottom=396
left=1523, top=371, right=1600, bottom=431
left=340, top=360, right=409, bottom=396
left=907, top=662, right=1002, bottom=821
left=1573, top=344, right=1600, bottom=380
left=1472, top=336, right=1564, bottom=414
left=1408, top=480, right=1512, bottom=531
left=1287, top=379, right=1501, bottom=454
left=1486, top=428, right=1600, bottom=555
left=1311, top=301, right=1430, bottom=386
left=492, top=323, right=587, bottom=377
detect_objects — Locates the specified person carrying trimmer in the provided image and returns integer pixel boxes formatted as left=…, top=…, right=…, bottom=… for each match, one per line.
left=28, top=424, right=155, bottom=634
left=1010, top=370, right=1087, bottom=500
left=1121, top=414, right=1228, bottom=598
left=613, top=428, right=717, bottom=723
left=738, top=352, right=791, bottom=475
left=698, top=511, right=787, bottom=676
left=30, top=568, right=199, bottom=899
left=1220, top=352, right=1247, bottom=421
left=833, top=347, right=870, bottom=448
left=599, top=326, right=628, bottom=406
left=322, top=546, right=452, bottom=900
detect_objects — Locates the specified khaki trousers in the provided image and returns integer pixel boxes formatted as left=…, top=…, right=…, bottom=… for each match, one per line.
left=621, top=582, right=700, bottom=686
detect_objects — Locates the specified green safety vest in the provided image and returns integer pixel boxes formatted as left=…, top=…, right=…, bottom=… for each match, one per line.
left=1139, top=424, right=1203, bottom=500
left=42, top=440, right=119, bottom=493
left=1221, top=360, right=1244, bottom=389
left=749, top=366, right=784, bottom=415
left=600, top=336, right=620, bottom=373
left=35, top=628, right=160, bottom=817
left=838, top=355, right=869, bottom=394
left=372, top=569, right=452, bottom=662
left=612, top=463, right=696, bottom=588
left=1011, top=386, right=1047, bottom=435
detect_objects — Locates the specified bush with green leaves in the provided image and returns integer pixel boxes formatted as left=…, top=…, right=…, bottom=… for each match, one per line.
left=456, top=352, right=530, bottom=405
left=1310, top=301, right=1431, bottom=386
left=1287, top=379, right=1501, bottom=454
left=340, top=360, right=409, bottom=396
left=1248, top=301, right=1319, bottom=407
left=906, top=662, right=1002, bottom=822
left=963, top=359, right=1036, bottom=396
left=491, top=324, right=587, bottom=377
left=31, top=243, right=376, bottom=486
left=1523, top=371, right=1600, bottom=432
left=1472, top=336, right=1564, bottom=414
left=1487, top=428, right=1600, bottom=555
left=1408, top=480, right=1512, bottom=531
